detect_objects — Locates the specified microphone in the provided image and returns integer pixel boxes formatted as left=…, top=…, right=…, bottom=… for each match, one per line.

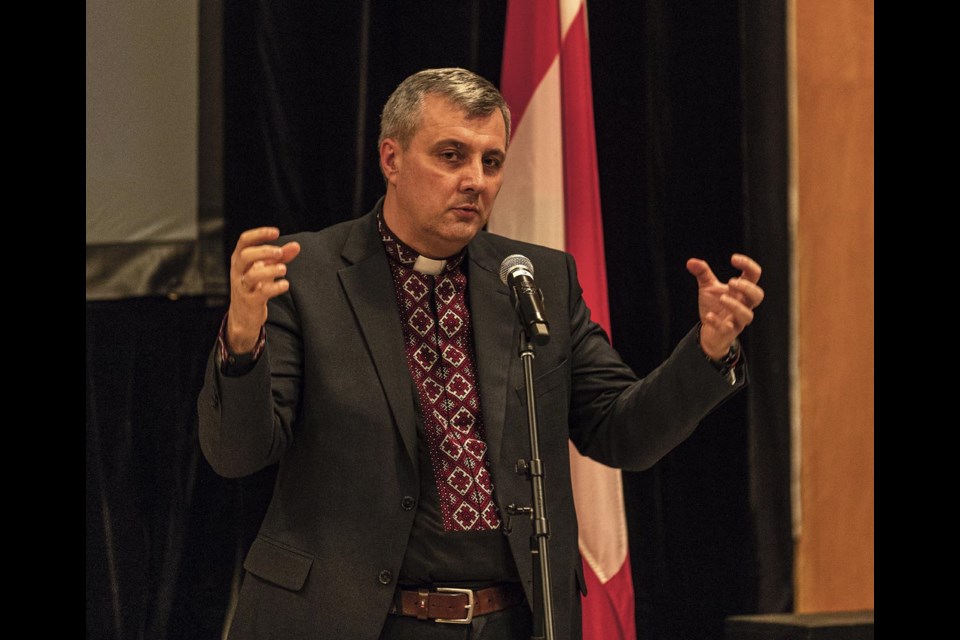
left=499, top=254, right=550, bottom=345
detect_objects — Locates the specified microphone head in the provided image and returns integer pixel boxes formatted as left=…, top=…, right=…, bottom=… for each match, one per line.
left=499, top=254, right=534, bottom=285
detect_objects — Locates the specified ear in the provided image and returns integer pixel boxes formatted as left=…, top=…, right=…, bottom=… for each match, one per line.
left=379, top=138, right=402, bottom=183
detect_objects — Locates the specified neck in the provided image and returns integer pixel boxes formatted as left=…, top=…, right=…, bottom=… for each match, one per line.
left=382, top=193, right=462, bottom=259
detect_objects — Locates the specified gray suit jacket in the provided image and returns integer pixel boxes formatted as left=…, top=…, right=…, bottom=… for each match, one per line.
left=197, top=201, right=745, bottom=639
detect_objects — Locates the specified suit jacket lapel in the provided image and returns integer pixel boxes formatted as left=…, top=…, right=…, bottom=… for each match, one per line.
left=467, top=233, right=518, bottom=471
left=338, top=207, right=419, bottom=468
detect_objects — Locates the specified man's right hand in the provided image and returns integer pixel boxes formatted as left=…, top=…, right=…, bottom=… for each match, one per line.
left=227, top=227, right=301, bottom=354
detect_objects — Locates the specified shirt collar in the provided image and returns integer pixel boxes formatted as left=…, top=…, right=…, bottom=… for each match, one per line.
left=377, top=211, right=465, bottom=275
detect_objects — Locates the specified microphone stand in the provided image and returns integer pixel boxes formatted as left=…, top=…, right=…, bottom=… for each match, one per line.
left=506, top=330, right=556, bottom=640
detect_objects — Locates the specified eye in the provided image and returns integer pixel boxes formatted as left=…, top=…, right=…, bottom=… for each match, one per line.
left=440, top=150, right=461, bottom=162
left=483, top=156, right=503, bottom=170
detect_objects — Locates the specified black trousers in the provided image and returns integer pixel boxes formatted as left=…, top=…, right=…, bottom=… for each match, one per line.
left=378, top=604, right=534, bottom=640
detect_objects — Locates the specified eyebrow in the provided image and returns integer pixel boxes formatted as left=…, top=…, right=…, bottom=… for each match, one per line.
left=431, top=138, right=506, bottom=158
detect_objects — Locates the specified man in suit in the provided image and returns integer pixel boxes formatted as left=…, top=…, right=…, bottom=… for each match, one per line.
left=198, top=67, right=764, bottom=640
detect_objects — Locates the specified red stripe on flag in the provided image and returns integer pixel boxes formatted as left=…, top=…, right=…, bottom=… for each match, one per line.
left=560, top=4, right=610, bottom=336
left=581, top=556, right=637, bottom=640
left=500, top=0, right=560, bottom=133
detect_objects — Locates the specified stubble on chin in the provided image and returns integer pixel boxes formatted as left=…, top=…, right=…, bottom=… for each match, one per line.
left=432, top=219, right=482, bottom=255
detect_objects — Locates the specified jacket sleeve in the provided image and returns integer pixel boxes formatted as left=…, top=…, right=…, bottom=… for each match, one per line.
left=197, top=288, right=305, bottom=479
left=563, top=253, right=746, bottom=471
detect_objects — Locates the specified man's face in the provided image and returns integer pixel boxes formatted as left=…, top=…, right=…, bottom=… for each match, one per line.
left=381, top=93, right=507, bottom=258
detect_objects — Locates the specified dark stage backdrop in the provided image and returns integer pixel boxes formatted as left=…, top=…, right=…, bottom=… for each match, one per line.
left=85, top=1, right=791, bottom=639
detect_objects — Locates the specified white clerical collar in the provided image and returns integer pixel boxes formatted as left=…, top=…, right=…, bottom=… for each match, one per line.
left=412, top=255, right=447, bottom=275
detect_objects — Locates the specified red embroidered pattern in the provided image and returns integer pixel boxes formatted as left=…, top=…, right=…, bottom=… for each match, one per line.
left=380, top=219, right=502, bottom=531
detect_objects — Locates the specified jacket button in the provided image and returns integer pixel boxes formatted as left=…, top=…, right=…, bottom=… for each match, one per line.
left=401, top=496, right=416, bottom=511
left=378, top=570, right=393, bottom=585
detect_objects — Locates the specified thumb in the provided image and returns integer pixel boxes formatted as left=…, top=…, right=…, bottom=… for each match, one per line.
left=686, top=258, right=718, bottom=288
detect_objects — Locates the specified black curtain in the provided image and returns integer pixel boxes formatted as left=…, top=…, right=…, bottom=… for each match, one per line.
left=591, top=2, right=792, bottom=638
left=85, top=2, right=790, bottom=638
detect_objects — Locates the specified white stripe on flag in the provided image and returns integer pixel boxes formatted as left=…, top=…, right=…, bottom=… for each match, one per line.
left=493, top=57, right=565, bottom=251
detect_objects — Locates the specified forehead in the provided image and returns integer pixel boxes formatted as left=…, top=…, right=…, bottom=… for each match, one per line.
left=414, top=94, right=506, bottom=148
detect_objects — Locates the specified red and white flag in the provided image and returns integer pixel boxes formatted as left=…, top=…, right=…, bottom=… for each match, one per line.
left=493, top=1, right=636, bottom=639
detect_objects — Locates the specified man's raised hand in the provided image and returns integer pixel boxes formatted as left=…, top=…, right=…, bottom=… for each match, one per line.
left=227, top=227, right=301, bottom=353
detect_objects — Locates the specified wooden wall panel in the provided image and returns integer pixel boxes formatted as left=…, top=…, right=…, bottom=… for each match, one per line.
left=794, top=0, right=874, bottom=613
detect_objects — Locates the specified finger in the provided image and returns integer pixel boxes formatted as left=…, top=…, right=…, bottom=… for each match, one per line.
left=686, top=258, right=719, bottom=288
left=700, top=283, right=730, bottom=311
left=231, top=229, right=282, bottom=280
left=279, top=241, right=301, bottom=264
left=236, top=241, right=300, bottom=279
left=728, top=277, right=765, bottom=309
left=259, top=277, right=291, bottom=300
left=238, top=276, right=291, bottom=303
left=702, top=310, right=738, bottom=336
left=240, top=261, right=289, bottom=292
left=239, top=244, right=286, bottom=273
left=235, top=227, right=281, bottom=254
left=719, top=294, right=755, bottom=330
left=731, top=253, right=762, bottom=284
left=234, top=244, right=283, bottom=286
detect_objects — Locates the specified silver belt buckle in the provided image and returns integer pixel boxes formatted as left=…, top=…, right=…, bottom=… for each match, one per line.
left=434, top=587, right=475, bottom=624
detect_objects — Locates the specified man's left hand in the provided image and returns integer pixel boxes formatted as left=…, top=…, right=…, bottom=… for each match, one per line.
left=686, top=253, right=765, bottom=360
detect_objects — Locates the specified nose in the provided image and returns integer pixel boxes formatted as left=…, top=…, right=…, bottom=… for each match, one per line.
left=460, top=157, right=486, bottom=193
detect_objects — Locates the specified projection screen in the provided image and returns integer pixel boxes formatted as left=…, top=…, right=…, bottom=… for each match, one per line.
left=86, top=0, right=225, bottom=301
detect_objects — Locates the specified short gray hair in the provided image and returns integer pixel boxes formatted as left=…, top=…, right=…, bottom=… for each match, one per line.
left=378, top=68, right=512, bottom=150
